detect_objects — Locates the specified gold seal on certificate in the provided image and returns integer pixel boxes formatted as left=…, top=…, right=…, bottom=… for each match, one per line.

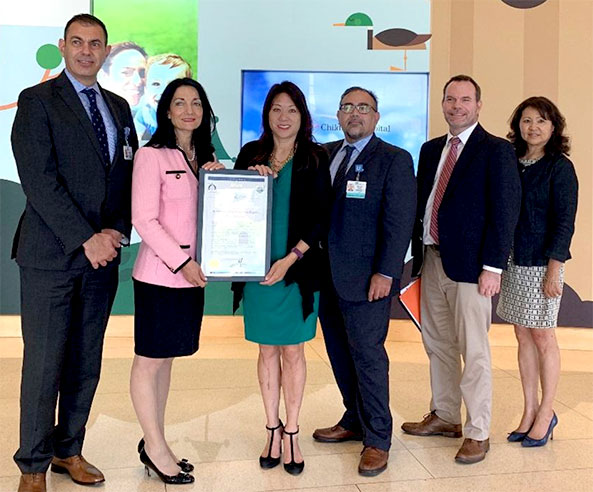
left=197, top=169, right=273, bottom=281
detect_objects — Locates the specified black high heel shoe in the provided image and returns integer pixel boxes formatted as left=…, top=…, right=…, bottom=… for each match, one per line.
left=138, top=438, right=194, bottom=472
left=139, top=448, right=194, bottom=484
left=283, top=427, right=304, bottom=475
left=259, top=420, right=283, bottom=469
left=522, top=412, right=558, bottom=447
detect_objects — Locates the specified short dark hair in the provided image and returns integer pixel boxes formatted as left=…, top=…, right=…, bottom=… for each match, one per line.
left=64, top=14, right=108, bottom=44
left=147, top=78, right=215, bottom=166
left=339, top=86, right=378, bottom=110
left=507, top=96, right=570, bottom=157
left=442, top=75, right=481, bottom=102
left=102, top=41, right=147, bottom=73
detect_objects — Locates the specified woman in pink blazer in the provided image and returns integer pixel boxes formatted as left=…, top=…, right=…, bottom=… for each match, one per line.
left=129, top=78, right=223, bottom=484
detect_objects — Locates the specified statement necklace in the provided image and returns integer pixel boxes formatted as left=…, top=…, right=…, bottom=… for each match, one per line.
left=270, top=147, right=295, bottom=173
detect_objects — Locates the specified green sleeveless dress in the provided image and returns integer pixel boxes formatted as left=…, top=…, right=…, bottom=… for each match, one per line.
left=242, top=159, right=319, bottom=345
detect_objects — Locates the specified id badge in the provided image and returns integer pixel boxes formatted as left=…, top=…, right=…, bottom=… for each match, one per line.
left=346, top=180, right=366, bottom=199
left=123, top=145, right=133, bottom=161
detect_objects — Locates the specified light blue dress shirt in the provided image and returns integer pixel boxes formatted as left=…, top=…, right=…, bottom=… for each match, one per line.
left=329, top=133, right=374, bottom=183
left=65, top=69, right=117, bottom=163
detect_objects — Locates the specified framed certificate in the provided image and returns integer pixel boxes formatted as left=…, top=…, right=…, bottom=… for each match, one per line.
left=197, top=169, right=273, bottom=281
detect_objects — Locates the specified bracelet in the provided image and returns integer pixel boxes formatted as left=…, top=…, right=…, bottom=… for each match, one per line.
left=291, top=247, right=304, bottom=260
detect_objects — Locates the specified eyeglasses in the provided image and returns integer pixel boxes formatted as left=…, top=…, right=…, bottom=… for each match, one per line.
left=339, top=103, right=376, bottom=114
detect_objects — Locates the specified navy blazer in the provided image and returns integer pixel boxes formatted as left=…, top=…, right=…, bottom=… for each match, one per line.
left=325, top=134, right=416, bottom=302
left=411, top=124, right=521, bottom=283
left=11, top=71, right=138, bottom=270
left=513, top=153, right=578, bottom=266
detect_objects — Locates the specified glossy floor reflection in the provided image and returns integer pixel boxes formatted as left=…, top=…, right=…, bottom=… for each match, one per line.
left=0, top=316, right=592, bottom=491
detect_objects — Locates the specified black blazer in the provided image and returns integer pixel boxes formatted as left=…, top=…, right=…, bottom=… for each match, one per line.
left=11, top=71, right=138, bottom=270
left=411, top=124, right=521, bottom=283
left=512, top=153, right=578, bottom=266
left=324, top=134, right=416, bottom=302
left=231, top=140, right=331, bottom=320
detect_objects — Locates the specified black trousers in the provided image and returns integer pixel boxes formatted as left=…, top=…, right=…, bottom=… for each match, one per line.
left=14, top=263, right=118, bottom=473
left=318, top=276, right=394, bottom=451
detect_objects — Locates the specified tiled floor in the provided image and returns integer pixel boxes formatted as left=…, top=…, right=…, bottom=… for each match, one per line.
left=0, top=316, right=592, bottom=491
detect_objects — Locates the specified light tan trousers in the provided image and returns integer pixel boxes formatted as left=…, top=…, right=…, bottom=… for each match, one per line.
left=420, top=247, right=492, bottom=440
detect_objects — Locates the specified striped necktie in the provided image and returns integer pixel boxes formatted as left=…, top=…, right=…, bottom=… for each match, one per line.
left=430, top=137, right=461, bottom=244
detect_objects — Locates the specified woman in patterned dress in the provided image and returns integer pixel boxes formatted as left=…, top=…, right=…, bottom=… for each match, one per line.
left=497, top=97, right=578, bottom=447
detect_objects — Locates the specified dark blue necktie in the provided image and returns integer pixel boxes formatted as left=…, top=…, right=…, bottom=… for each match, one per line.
left=333, top=145, right=355, bottom=189
left=81, top=88, right=110, bottom=166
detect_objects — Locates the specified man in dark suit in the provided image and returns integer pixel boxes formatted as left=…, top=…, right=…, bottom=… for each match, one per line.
left=401, top=75, right=520, bottom=464
left=313, top=87, right=416, bottom=476
left=11, top=14, right=137, bottom=492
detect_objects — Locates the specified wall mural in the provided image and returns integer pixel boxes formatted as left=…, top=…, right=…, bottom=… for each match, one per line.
left=1, top=0, right=589, bottom=326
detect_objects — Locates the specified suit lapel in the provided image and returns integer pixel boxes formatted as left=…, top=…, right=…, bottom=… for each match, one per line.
left=421, top=136, right=446, bottom=204
left=327, top=140, right=343, bottom=163
left=100, top=86, right=124, bottom=171
left=54, top=72, right=107, bottom=167
left=443, top=124, right=486, bottom=199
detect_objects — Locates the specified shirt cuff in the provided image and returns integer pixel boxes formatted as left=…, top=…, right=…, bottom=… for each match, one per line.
left=482, top=265, right=502, bottom=275
left=378, top=273, right=393, bottom=280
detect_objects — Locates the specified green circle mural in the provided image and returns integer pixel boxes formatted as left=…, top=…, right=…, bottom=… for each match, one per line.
left=36, top=44, right=62, bottom=69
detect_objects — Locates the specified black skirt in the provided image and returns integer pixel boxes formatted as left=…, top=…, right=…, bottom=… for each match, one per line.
left=133, top=279, right=204, bottom=358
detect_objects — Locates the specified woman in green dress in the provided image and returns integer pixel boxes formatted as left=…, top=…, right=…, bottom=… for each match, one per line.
left=233, top=81, right=330, bottom=475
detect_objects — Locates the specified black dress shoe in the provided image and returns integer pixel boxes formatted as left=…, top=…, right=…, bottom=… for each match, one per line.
left=138, top=438, right=194, bottom=472
left=139, top=449, right=194, bottom=484
left=259, top=420, right=283, bottom=469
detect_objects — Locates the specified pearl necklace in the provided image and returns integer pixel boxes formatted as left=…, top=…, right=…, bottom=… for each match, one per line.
left=179, top=146, right=196, bottom=161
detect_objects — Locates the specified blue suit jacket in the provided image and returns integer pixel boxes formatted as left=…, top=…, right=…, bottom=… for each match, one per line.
left=411, top=124, right=521, bottom=283
left=324, top=134, right=416, bottom=302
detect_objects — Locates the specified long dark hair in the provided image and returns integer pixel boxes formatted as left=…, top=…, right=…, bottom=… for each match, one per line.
left=255, top=81, right=320, bottom=169
left=507, top=96, right=570, bottom=157
left=147, top=78, right=215, bottom=166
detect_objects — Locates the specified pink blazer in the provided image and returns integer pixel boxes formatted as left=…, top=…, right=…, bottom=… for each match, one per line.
left=132, top=146, right=198, bottom=288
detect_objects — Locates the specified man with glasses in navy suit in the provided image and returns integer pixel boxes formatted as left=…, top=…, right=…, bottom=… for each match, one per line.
left=313, top=87, right=416, bottom=477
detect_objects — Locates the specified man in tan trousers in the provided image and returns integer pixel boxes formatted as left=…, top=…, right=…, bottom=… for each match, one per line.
left=402, top=75, right=520, bottom=464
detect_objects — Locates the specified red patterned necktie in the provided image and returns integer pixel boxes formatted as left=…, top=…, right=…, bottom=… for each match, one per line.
left=429, top=136, right=461, bottom=244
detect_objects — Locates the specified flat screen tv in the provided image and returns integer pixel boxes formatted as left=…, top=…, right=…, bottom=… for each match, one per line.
left=241, top=70, right=429, bottom=170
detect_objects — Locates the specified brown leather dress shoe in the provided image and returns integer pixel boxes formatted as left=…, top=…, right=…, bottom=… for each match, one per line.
left=18, top=473, right=46, bottom=492
left=358, top=446, right=389, bottom=476
left=312, top=424, right=362, bottom=443
left=401, top=411, right=462, bottom=438
left=50, top=455, right=105, bottom=485
left=455, top=438, right=490, bottom=464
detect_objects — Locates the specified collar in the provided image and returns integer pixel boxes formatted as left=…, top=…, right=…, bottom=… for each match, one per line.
left=447, top=122, right=478, bottom=146
left=64, top=69, right=101, bottom=94
left=340, top=133, right=373, bottom=154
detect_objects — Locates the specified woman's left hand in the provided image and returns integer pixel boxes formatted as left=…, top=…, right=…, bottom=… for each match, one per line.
left=543, top=259, right=564, bottom=298
left=202, top=161, right=226, bottom=171
left=260, top=257, right=293, bottom=286
left=543, top=274, right=563, bottom=298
